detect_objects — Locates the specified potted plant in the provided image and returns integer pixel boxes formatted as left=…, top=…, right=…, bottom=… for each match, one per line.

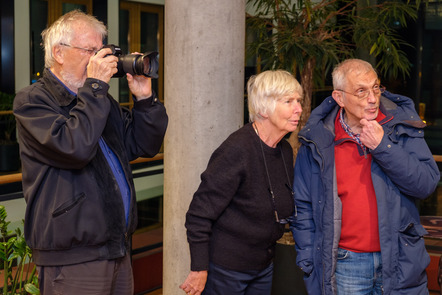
left=0, top=205, right=39, bottom=294
left=0, top=92, right=20, bottom=172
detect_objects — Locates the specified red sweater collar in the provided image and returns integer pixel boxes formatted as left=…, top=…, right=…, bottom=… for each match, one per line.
left=335, top=108, right=389, bottom=141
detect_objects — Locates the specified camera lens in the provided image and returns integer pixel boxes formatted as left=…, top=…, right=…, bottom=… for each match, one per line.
left=141, top=56, right=151, bottom=76
left=140, top=53, right=159, bottom=78
left=117, top=52, right=159, bottom=79
left=104, top=44, right=159, bottom=79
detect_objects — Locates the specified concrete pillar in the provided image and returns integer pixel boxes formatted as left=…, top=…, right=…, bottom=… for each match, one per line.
left=163, top=0, right=245, bottom=294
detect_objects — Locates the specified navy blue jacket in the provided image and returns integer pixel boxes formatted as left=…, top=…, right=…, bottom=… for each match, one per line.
left=291, top=91, right=440, bottom=294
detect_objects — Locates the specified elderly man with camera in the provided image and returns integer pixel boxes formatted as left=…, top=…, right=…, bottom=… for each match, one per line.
left=13, top=10, right=168, bottom=295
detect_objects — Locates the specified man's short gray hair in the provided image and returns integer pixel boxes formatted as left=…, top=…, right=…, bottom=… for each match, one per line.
left=41, top=10, right=107, bottom=68
left=332, top=59, right=378, bottom=90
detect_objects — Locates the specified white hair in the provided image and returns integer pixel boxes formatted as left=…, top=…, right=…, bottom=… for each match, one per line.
left=41, top=10, right=107, bottom=68
left=332, top=59, right=378, bottom=90
left=247, top=70, right=303, bottom=122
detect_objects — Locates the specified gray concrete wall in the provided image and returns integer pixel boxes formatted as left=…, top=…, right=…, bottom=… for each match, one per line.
left=163, top=0, right=246, bottom=293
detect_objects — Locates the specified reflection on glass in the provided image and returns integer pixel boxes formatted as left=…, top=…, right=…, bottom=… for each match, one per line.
left=140, top=12, right=159, bottom=53
left=140, top=12, right=159, bottom=97
left=118, top=10, right=160, bottom=102
left=62, top=4, right=87, bottom=14
left=119, top=9, right=130, bottom=103
left=30, top=0, right=48, bottom=84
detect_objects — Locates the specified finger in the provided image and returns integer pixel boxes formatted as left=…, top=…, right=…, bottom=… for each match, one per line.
left=179, top=282, right=190, bottom=290
left=111, top=66, right=118, bottom=76
left=180, top=283, right=191, bottom=293
left=360, top=118, right=369, bottom=126
left=96, top=47, right=113, bottom=57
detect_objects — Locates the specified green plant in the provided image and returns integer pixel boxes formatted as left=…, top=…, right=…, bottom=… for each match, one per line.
left=0, top=92, right=16, bottom=144
left=246, top=0, right=420, bottom=150
left=0, top=205, right=39, bottom=295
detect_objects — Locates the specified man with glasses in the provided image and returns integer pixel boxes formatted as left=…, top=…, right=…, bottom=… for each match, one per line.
left=291, top=58, right=439, bottom=294
left=13, top=10, right=168, bottom=295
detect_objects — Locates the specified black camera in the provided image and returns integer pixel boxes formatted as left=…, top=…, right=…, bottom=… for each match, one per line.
left=102, top=44, right=159, bottom=79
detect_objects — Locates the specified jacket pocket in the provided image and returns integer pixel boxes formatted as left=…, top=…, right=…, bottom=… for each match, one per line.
left=303, top=267, right=321, bottom=295
left=396, top=222, right=430, bottom=288
left=31, top=192, right=109, bottom=250
left=52, top=193, right=86, bottom=217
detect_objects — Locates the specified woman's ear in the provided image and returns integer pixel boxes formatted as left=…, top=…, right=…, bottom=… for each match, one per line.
left=332, top=90, right=345, bottom=108
left=258, top=112, right=268, bottom=119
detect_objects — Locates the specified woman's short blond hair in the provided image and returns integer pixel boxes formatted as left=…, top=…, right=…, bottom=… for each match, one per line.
left=247, top=70, right=303, bottom=122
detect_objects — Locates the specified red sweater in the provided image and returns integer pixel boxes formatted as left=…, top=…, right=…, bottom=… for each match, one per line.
left=334, top=111, right=387, bottom=252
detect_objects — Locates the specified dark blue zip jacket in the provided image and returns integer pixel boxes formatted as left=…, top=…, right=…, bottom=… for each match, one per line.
left=291, top=91, right=440, bottom=294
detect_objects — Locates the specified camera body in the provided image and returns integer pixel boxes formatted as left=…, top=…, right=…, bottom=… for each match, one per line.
left=103, top=44, right=159, bottom=79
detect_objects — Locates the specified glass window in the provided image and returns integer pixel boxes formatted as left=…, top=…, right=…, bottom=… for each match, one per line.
left=141, top=12, right=159, bottom=97
left=62, top=3, right=87, bottom=13
left=119, top=2, right=164, bottom=105
left=30, top=0, right=49, bottom=84
left=30, top=0, right=92, bottom=84
left=421, top=1, right=442, bottom=156
left=118, top=9, right=130, bottom=103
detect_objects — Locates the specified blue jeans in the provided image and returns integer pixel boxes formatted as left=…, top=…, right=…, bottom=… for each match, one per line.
left=336, top=248, right=383, bottom=295
left=202, top=262, right=274, bottom=295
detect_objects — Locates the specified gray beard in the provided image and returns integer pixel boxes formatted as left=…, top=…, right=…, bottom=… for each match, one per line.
left=59, top=70, right=85, bottom=93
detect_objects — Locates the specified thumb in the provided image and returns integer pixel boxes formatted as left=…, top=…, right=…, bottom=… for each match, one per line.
left=126, top=73, right=134, bottom=82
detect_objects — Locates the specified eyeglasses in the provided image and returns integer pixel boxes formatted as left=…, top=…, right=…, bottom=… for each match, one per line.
left=270, top=183, right=294, bottom=225
left=336, top=85, right=386, bottom=100
left=60, top=43, right=99, bottom=55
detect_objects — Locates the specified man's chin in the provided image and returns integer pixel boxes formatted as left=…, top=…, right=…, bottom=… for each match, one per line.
left=365, top=110, right=379, bottom=121
left=59, top=71, right=85, bottom=92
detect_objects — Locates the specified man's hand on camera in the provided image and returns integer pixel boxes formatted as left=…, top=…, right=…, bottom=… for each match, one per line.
left=127, top=73, right=152, bottom=100
left=87, top=47, right=118, bottom=84
left=126, top=52, right=152, bottom=100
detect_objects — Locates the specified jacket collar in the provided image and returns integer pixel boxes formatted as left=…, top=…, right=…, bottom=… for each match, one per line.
left=380, top=90, right=426, bottom=129
left=299, top=90, right=424, bottom=145
left=298, top=96, right=338, bottom=150
left=42, top=68, right=77, bottom=107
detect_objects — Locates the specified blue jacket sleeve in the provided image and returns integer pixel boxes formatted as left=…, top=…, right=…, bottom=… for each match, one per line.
left=371, top=126, right=439, bottom=199
left=290, top=145, right=316, bottom=275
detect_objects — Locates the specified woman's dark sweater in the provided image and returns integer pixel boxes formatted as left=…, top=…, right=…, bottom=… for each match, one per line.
left=185, top=123, right=294, bottom=272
